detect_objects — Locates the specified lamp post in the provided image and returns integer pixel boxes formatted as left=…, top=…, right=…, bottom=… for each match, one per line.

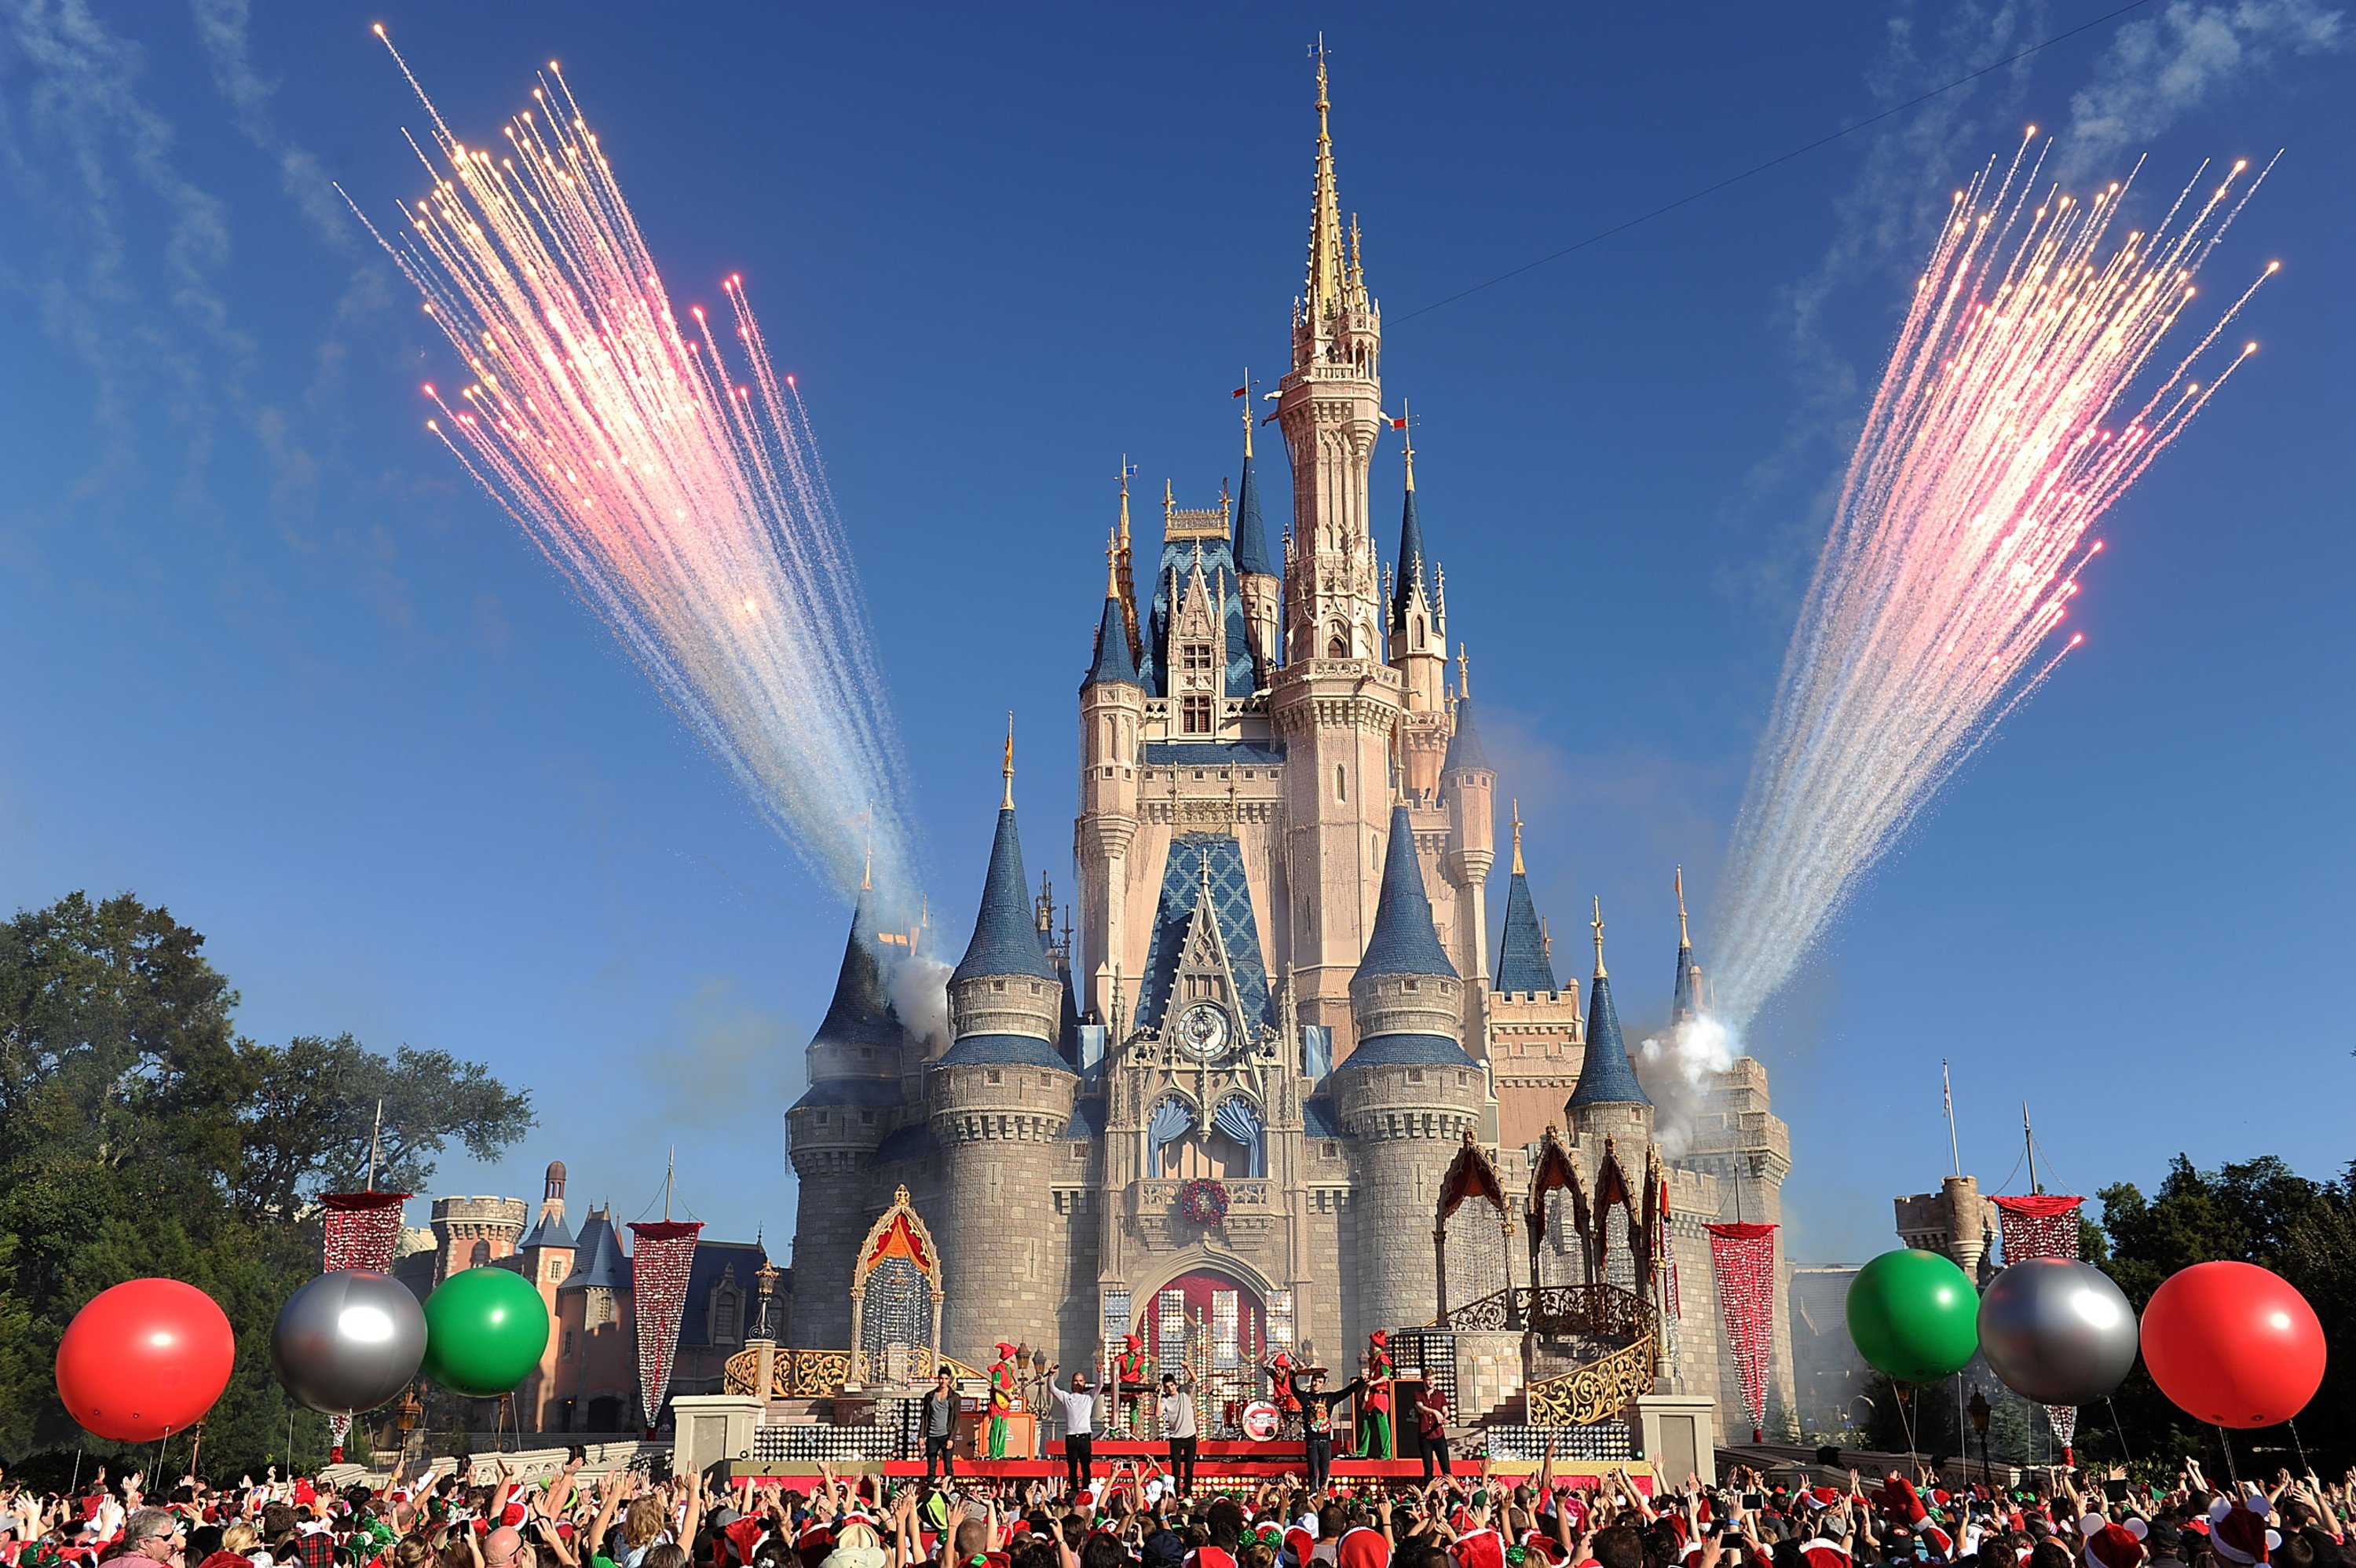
left=1968, top=1386, right=1992, bottom=1485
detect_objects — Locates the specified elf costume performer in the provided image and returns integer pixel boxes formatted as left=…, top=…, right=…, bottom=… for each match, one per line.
left=1356, top=1330, right=1395, bottom=1458
left=1114, top=1332, right=1151, bottom=1435
left=987, top=1341, right=1019, bottom=1459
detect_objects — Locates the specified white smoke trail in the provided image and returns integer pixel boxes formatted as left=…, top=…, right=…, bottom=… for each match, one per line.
left=350, top=36, right=919, bottom=906
left=1638, top=1014, right=1739, bottom=1156
left=1712, top=137, right=2274, bottom=1029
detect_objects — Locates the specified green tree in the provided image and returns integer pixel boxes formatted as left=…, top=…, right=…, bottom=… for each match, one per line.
left=0, top=891, right=536, bottom=1477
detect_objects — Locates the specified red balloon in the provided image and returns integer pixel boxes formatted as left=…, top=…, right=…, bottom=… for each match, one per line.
left=2140, top=1260, right=2325, bottom=1428
left=55, top=1278, right=236, bottom=1442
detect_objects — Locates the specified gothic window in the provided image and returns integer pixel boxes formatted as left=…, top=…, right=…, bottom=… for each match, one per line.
left=470, top=1240, right=491, bottom=1267
left=1326, top=628, right=1348, bottom=658
left=1333, top=765, right=1347, bottom=802
left=1410, top=622, right=1423, bottom=649
left=1181, top=641, right=1213, bottom=673
left=708, top=1269, right=742, bottom=1347
left=1180, top=696, right=1212, bottom=734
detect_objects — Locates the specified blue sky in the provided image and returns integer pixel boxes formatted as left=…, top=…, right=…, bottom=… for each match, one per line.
left=2, top=2, right=2349, bottom=1266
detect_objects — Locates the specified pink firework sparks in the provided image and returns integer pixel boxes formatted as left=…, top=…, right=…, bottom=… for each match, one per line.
left=1712, top=133, right=2274, bottom=1029
left=347, top=31, right=916, bottom=905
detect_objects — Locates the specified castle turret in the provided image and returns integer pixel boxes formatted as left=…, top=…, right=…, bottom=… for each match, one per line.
left=1494, top=811, right=1555, bottom=996
left=928, top=743, right=1078, bottom=1364
left=1333, top=804, right=1483, bottom=1339
left=517, top=1161, right=576, bottom=1428
left=785, top=882, right=907, bottom=1347
left=1388, top=426, right=1447, bottom=710
left=1670, top=867, right=1703, bottom=1025
left=1489, top=807, right=1585, bottom=1146
left=1079, top=553, right=1144, bottom=1025
left=1233, top=405, right=1280, bottom=683
left=1271, top=50, right=1403, bottom=1054
left=1443, top=653, right=1497, bottom=1045
left=1568, top=899, right=1652, bottom=1150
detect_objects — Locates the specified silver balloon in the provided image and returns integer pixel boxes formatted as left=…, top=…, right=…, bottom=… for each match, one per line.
left=1977, top=1258, right=2138, bottom=1406
left=272, top=1269, right=428, bottom=1416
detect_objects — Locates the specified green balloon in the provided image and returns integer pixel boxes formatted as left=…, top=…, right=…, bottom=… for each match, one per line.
left=1846, top=1248, right=1979, bottom=1382
left=420, top=1266, right=551, bottom=1397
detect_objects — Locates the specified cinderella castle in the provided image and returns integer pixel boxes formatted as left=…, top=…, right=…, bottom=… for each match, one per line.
left=778, top=53, right=1798, bottom=1457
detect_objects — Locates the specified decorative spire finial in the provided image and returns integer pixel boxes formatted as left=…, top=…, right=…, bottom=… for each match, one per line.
left=1400, top=397, right=1415, bottom=492
left=1304, top=34, right=1345, bottom=331
left=1675, top=864, right=1690, bottom=948
left=1001, top=712, right=1015, bottom=810
left=1511, top=799, right=1525, bottom=876
left=1591, top=896, right=1608, bottom=979
left=1117, top=456, right=1132, bottom=546
left=1242, top=368, right=1254, bottom=459
left=1457, top=642, right=1472, bottom=699
left=1106, top=528, right=1120, bottom=598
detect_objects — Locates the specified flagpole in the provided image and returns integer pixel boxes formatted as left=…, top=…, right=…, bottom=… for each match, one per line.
left=1942, top=1062, right=1961, bottom=1178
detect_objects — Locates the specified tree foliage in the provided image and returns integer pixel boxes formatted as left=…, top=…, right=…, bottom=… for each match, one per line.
left=0, top=892, right=535, bottom=1478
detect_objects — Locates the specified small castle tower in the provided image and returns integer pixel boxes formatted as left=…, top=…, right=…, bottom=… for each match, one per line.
left=516, top=1161, right=578, bottom=1429
left=1390, top=424, right=1451, bottom=798
left=1490, top=807, right=1584, bottom=1146
left=1331, top=804, right=1486, bottom=1339
left=1233, top=404, right=1280, bottom=683
left=927, top=733, right=1079, bottom=1365
left=1078, top=546, right=1146, bottom=1028
left=784, top=876, right=907, bottom=1348
left=1441, top=651, right=1496, bottom=1044
left=554, top=1204, right=636, bottom=1431
left=1567, top=899, right=1653, bottom=1150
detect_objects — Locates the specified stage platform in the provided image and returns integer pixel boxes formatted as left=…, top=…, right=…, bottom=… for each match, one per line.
left=730, top=1442, right=1652, bottom=1489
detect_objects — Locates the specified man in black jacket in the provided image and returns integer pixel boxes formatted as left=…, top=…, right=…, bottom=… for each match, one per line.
left=1290, top=1367, right=1366, bottom=1497
left=918, top=1366, right=959, bottom=1484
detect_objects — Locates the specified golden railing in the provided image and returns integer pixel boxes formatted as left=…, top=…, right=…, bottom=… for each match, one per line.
left=723, top=1347, right=983, bottom=1398
left=1524, top=1335, right=1655, bottom=1427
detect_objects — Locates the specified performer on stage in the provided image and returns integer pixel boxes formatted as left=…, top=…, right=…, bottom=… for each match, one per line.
left=1290, top=1365, right=1364, bottom=1497
left=986, top=1341, right=1019, bottom=1460
left=1044, top=1365, right=1099, bottom=1495
left=1355, top=1331, right=1395, bottom=1459
left=1411, top=1381, right=1453, bottom=1479
left=1114, top=1332, right=1151, bottom=1435
left=919, top=1365, right=958, bottom=1483
left=1267, top=1351, right=1302, bottom=1433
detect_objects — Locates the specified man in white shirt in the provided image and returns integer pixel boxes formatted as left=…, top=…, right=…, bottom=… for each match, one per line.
left=1044, top=1367, right=1100, bottom=1494
left=1158, top=1370, right=1198, bottom=1496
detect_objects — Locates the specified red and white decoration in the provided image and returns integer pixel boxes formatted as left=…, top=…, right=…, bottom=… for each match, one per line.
left=1991, top=1193, right=2087, bottom=1456
left=320, top=1190, right=412, bottom=1457
left=1707, top=1221, right=1778, bottom=1442
left=629, top=1219, right=703, bottom=1438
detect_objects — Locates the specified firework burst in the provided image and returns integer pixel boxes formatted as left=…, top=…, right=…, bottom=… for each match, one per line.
left=349, top=30, right=917, bottom=906
left=1711, top=133, right=2274, bottom=1029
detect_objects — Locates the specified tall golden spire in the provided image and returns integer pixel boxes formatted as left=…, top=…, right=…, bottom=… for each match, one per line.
left=1591, top=897, right=1608, bottom=979
left=1241, top=369, right=1254, bottom=459
left=1001, top=712, right=1015, bottom=810
left=1105, top=528, right=1120, bottom=598
left=1675, top=865, right=1691, bottom=948
left=1456, top=642, right=1472, bottom=699
left=1510, top=799, right=1525, bottom=876
left=1116, top=456, right=1140, bottom=661
left=1400, top=397, right=1416, bottom=492
left=1304, top=35, right=1346, bottom=329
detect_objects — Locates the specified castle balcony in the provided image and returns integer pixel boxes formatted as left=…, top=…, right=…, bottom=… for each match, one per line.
left=1128, top=1177, right=1281, bottom=1247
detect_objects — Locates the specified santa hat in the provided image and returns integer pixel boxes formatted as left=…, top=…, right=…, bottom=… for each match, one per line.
left=1879, top=1478, right=1928, bottom=1526
left=2080, top=1515, right=2148, bottom=1568
left=1804, top=1488, right=1842, bottom=1513
left=1798, top=1543, right=1851, bottom=1568
left=1125, top=1335, right=1142, bottom=1351
left=2209, top=1500, right=2278, bottom=1566
left=1921, top=1525, right=1954, bottom=1561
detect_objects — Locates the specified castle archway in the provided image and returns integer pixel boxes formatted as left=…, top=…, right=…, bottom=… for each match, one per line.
left=1137, top=1264, right=1268, bottom=1439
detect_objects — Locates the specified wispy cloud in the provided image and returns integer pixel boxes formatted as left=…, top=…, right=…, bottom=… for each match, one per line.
left=2061, top=0, right=2343, bottom=181
left=188, top=0, right=357, bottom=250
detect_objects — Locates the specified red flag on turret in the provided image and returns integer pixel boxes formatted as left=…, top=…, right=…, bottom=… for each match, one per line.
left=1232, top=385, right=1249, bottom=398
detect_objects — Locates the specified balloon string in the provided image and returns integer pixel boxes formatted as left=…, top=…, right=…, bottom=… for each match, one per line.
left=2105, top=1397, right=2134, bottom=1467
left=1896, top=1384, right=1921, bottom=1465
left=2288, top=1419, right=2310, bottom=1477
left=2215, top=1425, right=2240, bottom=1487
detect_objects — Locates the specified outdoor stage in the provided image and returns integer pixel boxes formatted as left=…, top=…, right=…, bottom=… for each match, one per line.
left=734, top=1438, right=1653, bottom=1488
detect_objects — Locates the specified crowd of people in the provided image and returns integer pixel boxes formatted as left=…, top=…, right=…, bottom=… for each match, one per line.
left=1, top=1446, right=2348, bottom=1568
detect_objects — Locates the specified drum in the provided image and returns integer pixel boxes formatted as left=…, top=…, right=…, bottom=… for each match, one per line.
left=1242, top=1400, right=1282, bottom=1441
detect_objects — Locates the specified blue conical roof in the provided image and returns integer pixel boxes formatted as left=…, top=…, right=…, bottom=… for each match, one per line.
left=953, top=806, right=1060, bottom=985
left=1671, top=941, right=1700, bottom=1023
left=1233, top=452, right=1275, bottom=577
left=1359, top=805, right=1457, bottom=979
left=1494, top=872, right=1557, bottom=994
left=1444, top=698, right=1491, bottom=773
left=521, top=1208, right=574, bottom=1252
left=1569, top=970, right=1651, bottom=1108
left=559, top=1208, right=631, bottom=1290
left=1390, top=484, right=1430, bottom=633
left=1085, top=594, right=1139, bottom=687
left=813, top=886, right=901, bottom=1051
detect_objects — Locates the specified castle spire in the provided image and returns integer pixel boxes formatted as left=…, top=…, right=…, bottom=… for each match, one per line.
left=1569, top=895, right=1652, bottom=1109
left=1359, top=803, right=1457, bottom=980
left=1116, top=457, right=1140, bottom=663
left=1671, top=864, right=1704, bottom=1025
left=1676, top=865, right=1690, bottom=948
left=952, top=751, right=1059, bottom=989
left=1001, top=712, right=1015, bottom=810
left=1304, top=35, right=1347, bottom=331
left=1494, top=804, right=1558, bottom=996
left=1242, top=371, right=1255, bottom=460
